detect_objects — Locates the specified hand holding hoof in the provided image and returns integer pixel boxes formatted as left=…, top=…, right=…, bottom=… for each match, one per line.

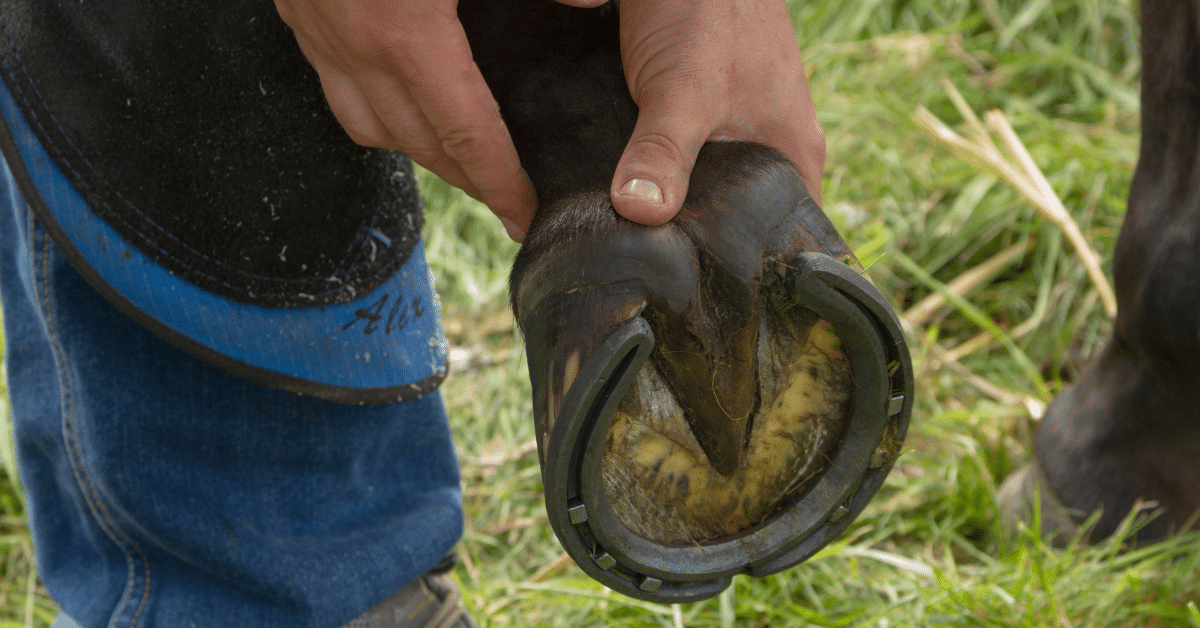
left=511, top=142, right=913, bottom=602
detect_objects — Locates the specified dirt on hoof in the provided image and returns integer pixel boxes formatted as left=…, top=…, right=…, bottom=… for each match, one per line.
left=602, top=312, right=852, bottom=543
left=512, top=142, right=863, bottom=549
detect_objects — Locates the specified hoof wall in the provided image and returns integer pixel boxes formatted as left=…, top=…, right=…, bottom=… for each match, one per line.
left=513, top=143, right=913, bottom=602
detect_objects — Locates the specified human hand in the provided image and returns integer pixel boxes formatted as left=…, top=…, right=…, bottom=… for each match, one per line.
left=273, top=0, right=536, bottom=241
left=558, top=0, right=826, bottom=225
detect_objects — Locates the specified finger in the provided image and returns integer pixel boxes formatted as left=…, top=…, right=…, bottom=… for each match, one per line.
left=787, top=116, right=825, bottom=208
left=353, top=14, right=535, bottom=236
left=286, top=4, right=534, bottom=238
left=292, top=33, right=394, bottom=148
left=735, top=102, right=825, bottom=209
left=380, top=83, right=533, bottom=240
left=294, top=29, right=479, bottom=195
left=610, top=84, right=716, bottom=226
left=357, top=79, right=532, bottom=241
left=758, top=60, right=825, bottom=207
left=299, top=34, right=533, bottom=240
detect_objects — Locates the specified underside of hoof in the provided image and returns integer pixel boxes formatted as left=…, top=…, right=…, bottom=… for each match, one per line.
left=602, top=311, right=852, bottom=544
left=511, top=142, right=912, bottom=602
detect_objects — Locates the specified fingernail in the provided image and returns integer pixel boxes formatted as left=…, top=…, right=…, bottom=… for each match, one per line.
left=618, top=178, right=663, bottom=204
left=500, top=217, right=525, bottom=242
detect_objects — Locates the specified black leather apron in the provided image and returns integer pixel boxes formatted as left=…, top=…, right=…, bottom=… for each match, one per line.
left=0, top=0, right=447, bottom=403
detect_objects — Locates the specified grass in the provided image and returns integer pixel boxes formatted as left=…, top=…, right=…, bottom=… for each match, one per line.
left=2, top=0, right=1199, bottom=625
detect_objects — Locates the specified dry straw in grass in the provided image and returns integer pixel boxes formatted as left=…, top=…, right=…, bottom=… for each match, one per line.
left=912, top=79, right=1118, bottom=318
left=902, top=239, right=1033, bottom=328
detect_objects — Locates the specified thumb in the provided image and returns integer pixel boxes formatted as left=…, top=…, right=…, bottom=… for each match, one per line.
left=610, top=109, right=710, bottom=226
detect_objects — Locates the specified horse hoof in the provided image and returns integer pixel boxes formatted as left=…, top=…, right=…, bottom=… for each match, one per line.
left=511, top=142, right=913, bottom=602
left=1000, top=340, right=1200, bottom=548
left=996, top=458, right=1085, bottom=547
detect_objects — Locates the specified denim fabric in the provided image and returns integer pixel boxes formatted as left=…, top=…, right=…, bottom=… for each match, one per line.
left=0, top=158, right=465, bottom=627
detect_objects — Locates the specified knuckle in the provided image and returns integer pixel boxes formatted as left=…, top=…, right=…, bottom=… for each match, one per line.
left=376, top=36, right=424, bottom=77
left=330, top=15, right=419, bottom=73
left=632, top=130, right=690, bottom=167
left=402, top=146, right=472, bottom=194
left=324, top=100, right=392, bottom=147
left=358, top=27, right=412, bottom=67
left=403, top=144, right=449, bottom=171
left=343, top=126, right=388, bottom=148
left=353, top=11, right=456, bottom=75
left=438, top=129, right=489, bottom=166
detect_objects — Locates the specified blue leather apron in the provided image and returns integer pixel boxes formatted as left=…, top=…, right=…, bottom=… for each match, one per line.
left=0, top=0, right=447, bottom=403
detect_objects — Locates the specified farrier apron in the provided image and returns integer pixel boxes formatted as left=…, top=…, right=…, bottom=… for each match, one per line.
left=0, top=0, right=448, bottom=403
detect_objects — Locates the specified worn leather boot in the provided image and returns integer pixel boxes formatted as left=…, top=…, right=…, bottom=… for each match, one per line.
left=339, top=555, right=475, bottom=628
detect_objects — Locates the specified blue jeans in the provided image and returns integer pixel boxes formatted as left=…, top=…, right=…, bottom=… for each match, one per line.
left=0, top=158, right=465, bottom=626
